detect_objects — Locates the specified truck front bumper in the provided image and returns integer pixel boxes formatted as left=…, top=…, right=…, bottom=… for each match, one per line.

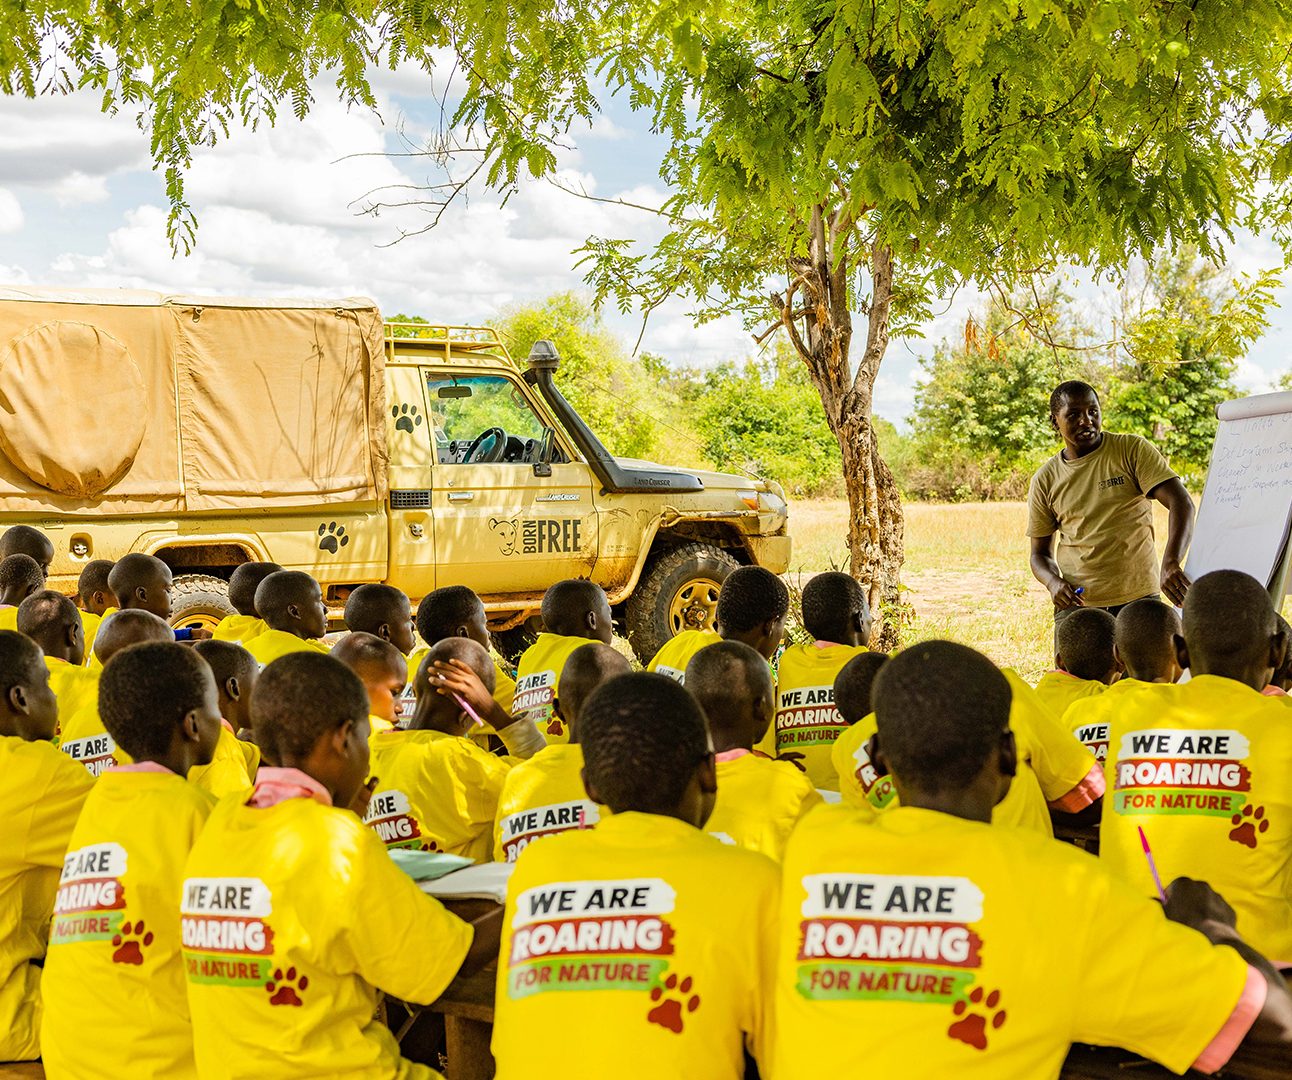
left=746, top=533, right=792, bottom=575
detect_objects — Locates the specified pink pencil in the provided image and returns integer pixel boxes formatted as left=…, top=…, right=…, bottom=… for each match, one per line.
left=1138, top=826, right=1168, bottom=902
left=453, top=692, right=485, bottom=728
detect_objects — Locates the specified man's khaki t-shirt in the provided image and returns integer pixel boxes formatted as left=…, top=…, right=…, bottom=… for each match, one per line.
left=1027, top=432, right=1176, bottom=607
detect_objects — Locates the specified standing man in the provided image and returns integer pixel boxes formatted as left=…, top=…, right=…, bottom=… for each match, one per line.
left=1028, top=381, right=1194, bottom=623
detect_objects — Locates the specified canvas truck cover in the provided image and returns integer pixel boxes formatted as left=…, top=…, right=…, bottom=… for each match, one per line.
left=0, top=288, right=388, bottom=513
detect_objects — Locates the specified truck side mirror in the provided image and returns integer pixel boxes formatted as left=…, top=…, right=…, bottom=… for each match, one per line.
left=533, top=427, right=555, bottom=477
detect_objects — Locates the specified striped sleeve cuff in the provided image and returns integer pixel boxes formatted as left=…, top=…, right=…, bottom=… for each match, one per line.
left=1047, top=764, right=1106, bottom=813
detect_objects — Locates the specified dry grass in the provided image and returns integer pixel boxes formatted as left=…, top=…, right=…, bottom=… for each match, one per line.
left=785, top=499, right=1176, bottom=683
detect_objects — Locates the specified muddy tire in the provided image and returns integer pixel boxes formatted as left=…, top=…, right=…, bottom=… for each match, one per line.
left=171, top=574, right=236, bottom=633
left=624, top=543, right=741, bottom=664
left=492, top=617, right=542, bottom=663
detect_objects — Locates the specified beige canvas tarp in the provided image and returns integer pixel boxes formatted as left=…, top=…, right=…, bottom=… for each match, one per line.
left=0, top=288, right=388, bottom=514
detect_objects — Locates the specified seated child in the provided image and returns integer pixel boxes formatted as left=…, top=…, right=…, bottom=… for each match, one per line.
left=0, top=630, right=94, bottom=1062
left=493, top=672, right=779, bottom=1079
left=773, top=639, right=1292, bottom=1077
left=182, top=651, right=500, bottom=1080
left=189, top=639, right=263, bottom=798
left=772, top=571, right=871, bottom=789
left=243, top=570, right=331, bottom=666
left=16, top=591, right=97, bottom=734
left=106, top=552, right=208, bottom=648
left=688, top=641, right=821, bottom=860
left=0, top=554, right=46, bottom=632
left=829, top=651, right=891, bottom=807
left=493, top=642, right=630, bottom=862
left=364, top=639, right=516, bottom=859
left=40, top=642, right=221, bottom=1078
left=58, top=610, right=175, bottom=776
left=344, top=583, right=416, bottom=656
left=646, top=565, right=789, bottom=682
left=1034, top=606, right=1119, bottom=717
left=0, top=525, right=54, bottom=578
left=1265, top=614, right=1292, bottom=696
left=331, top=632, right=408, bottom=733
left=212, top=561, right=281, bottom=644
left=74, top=558, right=116, bottom=661
left=414, top=584, right=516, bottom=715
left=1062, top=598, right=1182, bottom=762
left=514, top=579, right=613, bottom=741
left=831, top=662, right=1103, bottom=836
left=1101, top=570, right=1292, bottom=957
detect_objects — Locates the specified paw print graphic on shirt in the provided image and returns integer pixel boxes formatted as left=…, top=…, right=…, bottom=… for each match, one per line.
left=392, top=403, right=423, bottom=434
left=111, top=921, right=154, bottom=966
left=546, top=717, right=565, bottom=738
left=647, top=973, right=700, bottom=1034
left=1229, top=804, right=1270, bottom=849
left=948, top=986, right=1006, bottom=1050
left=317, top=522, right=349, bottom=553
left=266, top=966, right=309, bottom=1007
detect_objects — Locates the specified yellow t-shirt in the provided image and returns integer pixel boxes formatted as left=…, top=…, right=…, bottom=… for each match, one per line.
left=514, top=633, right=594, bottom=743
left=183, top=786, right=473, bottom=1080
left=0, top=736, right=94, bottom=1061
left=1101, top=675, right=1292, bottom=956
left=212, top=614, right=268, bottom=644
left=493, top=812, right=779, bottom=1079
left=243, top=628, right=330, bottom=667
left=646, top=629, right=721, bottom=683
left=188, top=727, right=259, bottom=800
left=773, top=804, right=1251, bottom=1078
left=364, top=728, right=511, bottom=861
left=773, top=642, right=868, bottom=790
left=493, top=743, right=601, bottom=863
left=1026, top=432, right=1176, bottom=607
left=56, top=668, right=134, bottom=776
left=832, top=672, right=1101, bottom=836
left=706, top=751, right=823, bottom=861
left=79, top=609, right=103, bottom=663
left=46, top=656, right=100, bottom=741
left=0, top=606, right=18, bottom=632
left=405, top=647, right=516, bottom=721
left=1061, top=678, right=1155, bottom=763
left=41, top=767, right=215, bottom=1079
left=1034, top=671, right=1108, bottom=720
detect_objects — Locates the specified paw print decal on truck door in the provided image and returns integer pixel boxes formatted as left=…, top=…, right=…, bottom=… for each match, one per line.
left=318, top=522, right=349, bottom=553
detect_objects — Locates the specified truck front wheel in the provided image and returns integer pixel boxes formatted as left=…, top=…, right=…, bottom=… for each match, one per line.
left=624, top=543, right=741, bottom=664
left=171, top=574, right=237, bottom=634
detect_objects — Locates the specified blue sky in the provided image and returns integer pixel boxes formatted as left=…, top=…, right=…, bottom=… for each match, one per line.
left=1, top=67, right=1288, bottom=427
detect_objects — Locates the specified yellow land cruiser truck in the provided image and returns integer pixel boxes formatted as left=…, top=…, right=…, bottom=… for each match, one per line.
left=0, top=288, right=790, bottom=661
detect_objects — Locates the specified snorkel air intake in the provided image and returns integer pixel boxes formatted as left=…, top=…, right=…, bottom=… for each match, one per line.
left=523, top=340, right=704, bottom=494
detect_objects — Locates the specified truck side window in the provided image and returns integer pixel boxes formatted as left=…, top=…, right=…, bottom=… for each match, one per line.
left=426, top=374, right=550, bottom=465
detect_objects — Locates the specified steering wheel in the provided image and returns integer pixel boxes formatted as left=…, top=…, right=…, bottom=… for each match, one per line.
left=464, top=427, right=507, bottom=464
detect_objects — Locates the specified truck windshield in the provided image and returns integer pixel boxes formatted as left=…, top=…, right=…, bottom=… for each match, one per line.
left=426, top=374, right=549, bottom=465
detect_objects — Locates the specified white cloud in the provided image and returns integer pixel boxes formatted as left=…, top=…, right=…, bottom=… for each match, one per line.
left=0, top=94, right=146, bottom=186
left=52, top=171, right=110, bottom=207
left=0, top=189, right=23, bottom=233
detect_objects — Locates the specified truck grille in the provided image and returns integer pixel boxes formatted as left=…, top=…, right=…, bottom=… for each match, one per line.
left=390, top=490, right=432, bottom=509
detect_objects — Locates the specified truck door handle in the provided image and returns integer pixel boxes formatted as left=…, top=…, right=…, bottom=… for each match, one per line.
left=447, top=491, right=475, bottom=502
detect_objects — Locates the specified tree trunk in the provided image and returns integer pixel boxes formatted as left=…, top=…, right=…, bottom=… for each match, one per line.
left=779, top=212, right=907, bottom=648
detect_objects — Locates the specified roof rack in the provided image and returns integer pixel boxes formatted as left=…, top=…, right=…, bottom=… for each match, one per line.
left=384, top=322, right=505, bottom=351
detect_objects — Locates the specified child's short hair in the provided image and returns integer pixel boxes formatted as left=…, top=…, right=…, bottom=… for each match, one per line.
left=193, top=638, right=259, bottom=690
left=415, top=636, right=495, bottom=689
left=1049, top=380, right=1099, bottom=418
left=0, top=628, right=47, bottom=690
left=833, top=651, right=890, bottom=723
left=416, top=585, right=483, bottom=645
left=227, top=562, right=283, bottom=617
left=0, top=525, right=53, bottom=567
left=253, top=571, right=320, bottom=625
left=16, top=590, right=81, bottom=644
left=801, top=571, right=868, bottom=642
left=1114, top=599, right=1181, bottom=677
left=1055, top=607, right=1117, bottom=680
left=684, top=640, right=770, bottom=731
left=715, top=566, right=789, bottom=634
left=94, top=609, right=174, bottom=666
left=76, top=559, right=114, bottom=602
left=343, top=584, right=410, bottom=634
left=1182, top=570, right=1277, bottom=666
left=252, top=652, right=368, bottom=763
left=580, top=672, right=710, bottom=815
left=0, top=553, right=44, bottom=597
left=540, top=579, right=607, bottom=636
left=874, top=640, right=1011, bottom=794
left=332, top=632, right=405, bottom=677
left=99, top=642, right=214, bottom=761
left=107, top=552, right=169, bottom=599
left=559, top=642, right=631, bottom=728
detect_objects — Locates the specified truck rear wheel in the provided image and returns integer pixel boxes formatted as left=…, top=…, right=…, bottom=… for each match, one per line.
left=625, top=543, right=741, bottom=664
left=171, top=574, right=236, bottom=634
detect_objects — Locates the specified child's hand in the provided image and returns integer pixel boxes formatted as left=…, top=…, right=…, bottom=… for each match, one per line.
left=349, top=777, right=378, bottom=820
left=1162, top=876, right=1238, bottom=935
left=189, top=627, right=214, bottom=641
left=777, top=750, right=808, bottom=773
left=430, top=660, right=493, bottom=717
